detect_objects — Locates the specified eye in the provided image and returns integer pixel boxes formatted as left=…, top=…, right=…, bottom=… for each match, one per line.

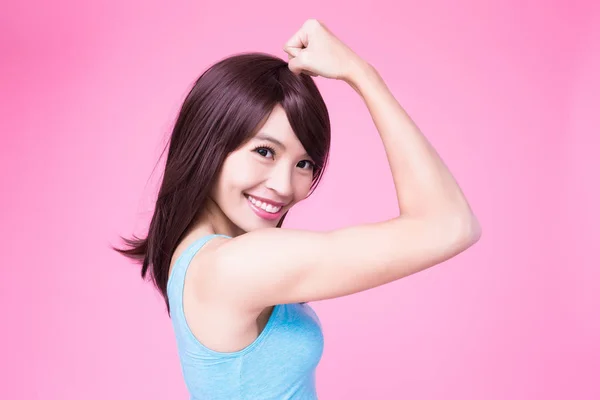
left=253, top=145, right=315, bottom=171
left=253, top=145, right=276, bottom=159
left=297, top=160, right=315, bottom=170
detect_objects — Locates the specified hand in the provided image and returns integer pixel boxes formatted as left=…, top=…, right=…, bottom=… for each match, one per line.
left=283, top=19, right=366, bottom=82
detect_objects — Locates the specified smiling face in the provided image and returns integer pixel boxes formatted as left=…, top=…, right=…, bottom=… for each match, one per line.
left=206, top=104, right=316, bottom=235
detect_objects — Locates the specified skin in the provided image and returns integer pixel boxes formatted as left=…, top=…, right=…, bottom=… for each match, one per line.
left=169, top=19, right=481, bottom=354
left=194, top=103, right=315, bottom=239
left=169, top=104, right=317, bottom=352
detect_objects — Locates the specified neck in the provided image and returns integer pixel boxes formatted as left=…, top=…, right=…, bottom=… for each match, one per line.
left=189, top=197, right=246, bottom=238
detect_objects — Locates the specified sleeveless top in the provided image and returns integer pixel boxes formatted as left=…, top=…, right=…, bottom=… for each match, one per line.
left=166, top=234, right=325, bottom=400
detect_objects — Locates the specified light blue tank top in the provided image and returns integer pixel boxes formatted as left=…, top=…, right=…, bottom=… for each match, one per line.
left=166, top=234, right=324, bottom=400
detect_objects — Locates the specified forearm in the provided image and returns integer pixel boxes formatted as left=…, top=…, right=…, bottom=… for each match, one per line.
left=346, top=62, right=478, bottom=228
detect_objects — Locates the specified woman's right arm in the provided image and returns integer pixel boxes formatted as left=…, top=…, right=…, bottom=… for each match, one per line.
left=200, top=61, right=481, bottom=311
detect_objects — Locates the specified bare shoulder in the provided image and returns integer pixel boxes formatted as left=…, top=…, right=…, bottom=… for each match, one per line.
left=181, top=235, right=272, bottom=353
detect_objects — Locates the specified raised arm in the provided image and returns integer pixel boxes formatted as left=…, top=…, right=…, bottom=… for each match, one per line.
left=349, top=61, right=479, bottom=221
left=196, top=20, right=481, bottom=311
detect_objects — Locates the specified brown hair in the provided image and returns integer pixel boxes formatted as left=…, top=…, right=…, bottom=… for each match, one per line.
left=112, top=52, right=331, bottom=314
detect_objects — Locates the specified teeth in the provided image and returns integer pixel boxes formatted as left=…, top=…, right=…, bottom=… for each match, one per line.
left=247, top=195, right=282, bottom=213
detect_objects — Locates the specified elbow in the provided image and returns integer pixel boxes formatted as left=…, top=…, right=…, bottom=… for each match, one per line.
left=422, top=210, right=482, bottom=251
left=436, top=211, right=481, bottom=250
left=456, top=213, right=482, bottom=248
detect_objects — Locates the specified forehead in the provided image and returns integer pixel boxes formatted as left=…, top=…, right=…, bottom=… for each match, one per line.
left=251, top=105, right=309, bottom=157
left=258, top=104, right=294, bottom=138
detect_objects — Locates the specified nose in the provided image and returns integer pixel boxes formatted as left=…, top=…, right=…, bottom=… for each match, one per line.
left=265, top=163, right=294, bottom=201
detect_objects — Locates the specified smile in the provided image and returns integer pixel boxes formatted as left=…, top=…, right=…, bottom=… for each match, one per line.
left=245, top=195, right=284, bottom=220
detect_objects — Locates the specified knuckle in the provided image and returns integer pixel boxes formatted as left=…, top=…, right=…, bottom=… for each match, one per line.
left=304, top=18, right=321, bottom=30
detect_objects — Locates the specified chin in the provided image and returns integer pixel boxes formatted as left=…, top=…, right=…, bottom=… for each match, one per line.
left=230, top=216, right=278, bottom=235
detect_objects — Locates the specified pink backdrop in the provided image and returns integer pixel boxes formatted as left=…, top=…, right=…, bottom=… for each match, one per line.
left=1, top=1, right=598, bottom=399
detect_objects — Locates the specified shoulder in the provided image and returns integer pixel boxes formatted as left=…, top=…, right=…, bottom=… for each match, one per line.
left=181, top=235, right=268, bottom=352
left=185, top=235, right=231, bottom=300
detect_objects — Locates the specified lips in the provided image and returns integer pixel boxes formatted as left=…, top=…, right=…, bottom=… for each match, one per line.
left=244, top=194, right=285, bottom=221
left=245, top=193, right=287, bottom=207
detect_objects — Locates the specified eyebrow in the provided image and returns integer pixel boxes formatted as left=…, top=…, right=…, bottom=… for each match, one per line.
left=254, top=133, right=310, bottom=159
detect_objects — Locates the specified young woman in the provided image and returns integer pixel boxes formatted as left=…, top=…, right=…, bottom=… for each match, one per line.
left=114, top=19, right=481, bottom=400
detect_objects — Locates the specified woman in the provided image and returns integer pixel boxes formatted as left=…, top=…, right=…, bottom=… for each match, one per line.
left=114, top=19, right=481, bottom=400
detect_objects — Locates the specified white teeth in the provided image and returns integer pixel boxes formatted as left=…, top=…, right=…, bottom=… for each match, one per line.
left=247, top=195, right=282, bottom=213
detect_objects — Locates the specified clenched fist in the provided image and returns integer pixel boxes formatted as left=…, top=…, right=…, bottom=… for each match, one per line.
left=283, top=19, right=367, bottom=82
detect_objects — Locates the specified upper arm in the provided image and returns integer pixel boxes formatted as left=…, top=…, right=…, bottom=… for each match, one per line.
left=201, top=215, right=481, bottom=310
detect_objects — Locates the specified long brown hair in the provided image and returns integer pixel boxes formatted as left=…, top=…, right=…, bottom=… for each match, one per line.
left=112, top=52, right=331, bottom=315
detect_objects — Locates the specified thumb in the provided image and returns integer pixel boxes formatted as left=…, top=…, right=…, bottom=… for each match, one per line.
left=287, top=52, right=307, bottom=75
left=283, top=46, right=301, bottom=58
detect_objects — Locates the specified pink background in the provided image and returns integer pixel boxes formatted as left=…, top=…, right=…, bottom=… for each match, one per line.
left=1, top=1, right=598, bottom=399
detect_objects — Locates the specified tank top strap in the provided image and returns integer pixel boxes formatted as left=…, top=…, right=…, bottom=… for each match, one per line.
left=166, top=234, right=230, bottom=313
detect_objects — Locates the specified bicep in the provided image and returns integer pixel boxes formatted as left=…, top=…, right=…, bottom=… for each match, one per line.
left=207, top=216, right=479, bottom=310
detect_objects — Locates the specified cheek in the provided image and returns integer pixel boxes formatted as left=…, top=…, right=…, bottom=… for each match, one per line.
left=231, top=166, right=264, bottom=191
left=220, top=153, right=260, bottom=191
left=295, top=175, right=314, bottom=198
